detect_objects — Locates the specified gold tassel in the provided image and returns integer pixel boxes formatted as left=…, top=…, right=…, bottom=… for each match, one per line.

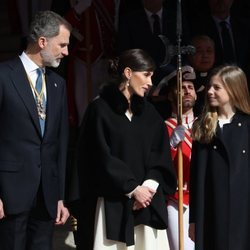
left=70, top=215, right=77, bottom=232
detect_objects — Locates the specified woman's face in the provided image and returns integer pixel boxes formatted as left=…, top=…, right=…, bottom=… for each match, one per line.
left=129, top=71, right=153, bottom=97
left=207, top=75, right=231, bottom=108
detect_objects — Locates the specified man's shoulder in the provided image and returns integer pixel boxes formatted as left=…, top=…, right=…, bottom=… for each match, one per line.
left=0, top=56, right=21, bottom=71
left=45, top=68, right=65, bottom=83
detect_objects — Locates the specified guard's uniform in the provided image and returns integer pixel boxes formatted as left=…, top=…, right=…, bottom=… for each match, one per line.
left=165, top=113, right=195, bottom=250
left=64, top=0, right=116, bottom=126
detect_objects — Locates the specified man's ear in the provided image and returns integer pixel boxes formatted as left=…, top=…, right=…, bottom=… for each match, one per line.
left=38, top=37, right=47, bottom=49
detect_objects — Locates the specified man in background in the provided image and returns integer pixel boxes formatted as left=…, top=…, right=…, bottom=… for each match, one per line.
left=154, top=66, right=196, bottom=250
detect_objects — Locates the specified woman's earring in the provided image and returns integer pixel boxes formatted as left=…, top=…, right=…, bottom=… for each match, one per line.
left=127, top=79, right=130, bottom=87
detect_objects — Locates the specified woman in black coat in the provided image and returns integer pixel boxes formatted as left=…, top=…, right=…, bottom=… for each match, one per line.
left=189, top=65, right=250, bottom=250
left=76, top=49, right=176, bottom=250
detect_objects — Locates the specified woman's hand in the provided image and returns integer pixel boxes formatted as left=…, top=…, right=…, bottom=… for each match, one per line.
left=132, top=185, right=155, bottom=210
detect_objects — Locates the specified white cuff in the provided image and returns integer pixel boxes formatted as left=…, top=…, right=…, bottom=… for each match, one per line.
left=142, top=179, right=159, bottom=191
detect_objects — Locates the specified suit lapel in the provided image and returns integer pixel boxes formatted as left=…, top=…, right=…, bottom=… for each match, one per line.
left=44, top=71, right=57, bottom=138
left=10, top=58, right=42, bottom=136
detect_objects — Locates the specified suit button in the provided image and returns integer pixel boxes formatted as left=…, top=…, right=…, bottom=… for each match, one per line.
left=213, top=145, right=217, bottom=149
left=238, top=123, right=242, bottom=126
left=38, top=164, right=41, bottom=168
left=242, top=150, right=246, bottom=154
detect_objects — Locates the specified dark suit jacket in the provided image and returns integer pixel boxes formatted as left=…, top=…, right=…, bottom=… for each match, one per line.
left=0, top=57, right=68, bottom=218
left=117, top=7, right=190, bottom=85
left=118, top=7, right=190, bottom=63
left=190, top=13, right=250, bottom=78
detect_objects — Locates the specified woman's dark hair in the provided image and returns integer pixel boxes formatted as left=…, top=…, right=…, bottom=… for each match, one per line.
left=108, top=49, right=156, bottom=83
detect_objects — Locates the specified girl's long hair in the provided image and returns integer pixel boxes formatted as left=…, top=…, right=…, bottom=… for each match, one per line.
left=192, top=65, right=250, bottom=143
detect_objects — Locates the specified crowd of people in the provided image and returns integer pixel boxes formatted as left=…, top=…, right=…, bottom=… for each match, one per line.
left=1, top=0, right=250, bottom=249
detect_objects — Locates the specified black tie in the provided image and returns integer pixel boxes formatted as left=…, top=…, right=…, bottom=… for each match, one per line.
left=220, top=21, right=235, bottom=63
left=152, top=14, right=161, bottom=36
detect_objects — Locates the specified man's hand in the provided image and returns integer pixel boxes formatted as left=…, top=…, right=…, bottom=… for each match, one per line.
left=0, top=199, right=5, bottom=219
left=55, top=200, right=70, bottom=225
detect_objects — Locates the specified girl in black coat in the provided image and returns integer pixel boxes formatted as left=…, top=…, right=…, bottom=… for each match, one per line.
left=189, top=65, right=250, bottom=250
left=76, top=49, right=176, bottom=250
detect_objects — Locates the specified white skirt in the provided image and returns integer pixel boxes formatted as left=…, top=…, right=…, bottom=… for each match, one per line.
left=93, top=198, right=170, bottom=250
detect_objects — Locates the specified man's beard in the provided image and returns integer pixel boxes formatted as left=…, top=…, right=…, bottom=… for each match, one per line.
left=182, top=99, right=195, bottom=110
left=41, top=49, right=60, bottom=68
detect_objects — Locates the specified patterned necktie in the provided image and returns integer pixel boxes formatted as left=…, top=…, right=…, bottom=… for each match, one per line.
left=36, top=68, right=46, bottom=136
left=152, top=14, right=161, bottom=36
left=220, top=21, right=235, bottom=63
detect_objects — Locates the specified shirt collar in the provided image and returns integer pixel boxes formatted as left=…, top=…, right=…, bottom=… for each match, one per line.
left=171, top=112, right=195, bottom=124
left=213, top=15, right=231, bottom=26
left=19, top=52, right=45, bottom=74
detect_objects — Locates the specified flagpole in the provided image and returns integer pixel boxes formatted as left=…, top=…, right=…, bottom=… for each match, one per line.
left=176, top=1, right=184, bottom=250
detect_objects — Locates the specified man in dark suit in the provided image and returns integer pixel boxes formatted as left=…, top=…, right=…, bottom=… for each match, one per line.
left=117, top=0, right=190, bottom=86
left=188, top=0, right=250, bottom=81
left=0, top=11, right=71, bottom=250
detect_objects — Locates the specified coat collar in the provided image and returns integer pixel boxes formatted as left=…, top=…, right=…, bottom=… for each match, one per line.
left=100, top=85, right=145, bottom=115
left=215, top=111, right=246, bottom=136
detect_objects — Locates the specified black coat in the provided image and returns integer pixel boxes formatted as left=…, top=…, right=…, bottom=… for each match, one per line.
left=0, top=57, right=68, bottom=218
left=189, top=113, right=250, bottom=250
left=77, top=85, right=176, bottom=246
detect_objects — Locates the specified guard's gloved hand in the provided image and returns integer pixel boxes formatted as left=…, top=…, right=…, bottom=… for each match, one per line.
left=170, top=125, right=186, bottom=148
